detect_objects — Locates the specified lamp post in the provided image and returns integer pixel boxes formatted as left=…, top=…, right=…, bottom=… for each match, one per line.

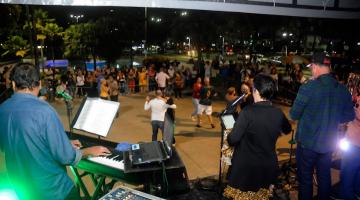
left=282, top=32, right=293, bottom=56
left=37, top=44, right=44, bottom=71
left=186, top=36, right=191, bottom=57
left=220, top=35, right=225, bottom=55
left=144, top=6, right=147, bottom=58
left=70, top=14, right=84, bottom=23
left=186, top=36, right=191, bottom=51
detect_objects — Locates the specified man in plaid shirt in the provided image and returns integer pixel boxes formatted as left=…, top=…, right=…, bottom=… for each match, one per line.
left=290, top=52, right=355, bottom=200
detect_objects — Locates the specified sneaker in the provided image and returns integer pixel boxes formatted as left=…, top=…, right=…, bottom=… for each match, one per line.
left=196, top=124, right=201, bottom=128
left=211, top=124, right=215, bottom=128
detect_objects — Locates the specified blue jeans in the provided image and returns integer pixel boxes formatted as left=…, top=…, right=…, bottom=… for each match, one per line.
left=151, top=120, right=164, bottom=141
left=340, top=144, right=360, bottom=200
left=296, top=145, right=332, bottom=200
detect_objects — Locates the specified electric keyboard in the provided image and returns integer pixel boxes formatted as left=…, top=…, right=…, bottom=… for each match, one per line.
left=68, top=132, right=142, bottom=184
left=87, top=151, right=124, bottom=170
left=78, top=136, right=125, bottom=170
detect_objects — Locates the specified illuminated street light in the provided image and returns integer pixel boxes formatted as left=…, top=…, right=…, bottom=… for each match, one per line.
left=150, top=17, right=162, bottom=23
left=186, top=36, right=191, bottom=54
left=220, top=35, right=225, bottom=55
left=282, top=32, right=289, bottom=56
left=70, top=14, right=84, bottom=23
left=180, top=11, right=188, bottom=16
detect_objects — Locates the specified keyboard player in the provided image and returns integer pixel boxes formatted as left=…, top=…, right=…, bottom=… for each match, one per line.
left=0, top=63, right=111, bottom=200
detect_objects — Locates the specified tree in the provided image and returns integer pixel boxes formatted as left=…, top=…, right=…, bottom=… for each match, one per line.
left=23, top=8, right=60, bottom=66
left=0, top=5, right=25, bottom=60
left=43, top=23, right=63, bottom=62
left=1, top=35, right=29, bottom=58
left=63, top=22, right=96, bottom=65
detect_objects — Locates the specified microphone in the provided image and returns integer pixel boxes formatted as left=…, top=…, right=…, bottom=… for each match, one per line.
left=56, top=91, right=73, bottom=101
left=230, top=93, right=246, bottom=107
left=222, top=93, right=246, bottom=115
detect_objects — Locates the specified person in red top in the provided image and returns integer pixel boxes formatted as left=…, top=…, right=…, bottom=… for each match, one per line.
left=191, top=77, right=202, bottom=121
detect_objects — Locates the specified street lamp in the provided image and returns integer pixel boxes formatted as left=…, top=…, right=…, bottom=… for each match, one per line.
left=186, top=36, right=191, bottom=52
left=37, top=45, right=44, bottom=71
left=180, top=11, right=188, bottom=16
left=150, top=17, right=162, bottom=23
left=282, top=32, right=288, bottom=56
left=70, top=14, right=84, bottom=23
left=220, top=35, right=225, bottom=55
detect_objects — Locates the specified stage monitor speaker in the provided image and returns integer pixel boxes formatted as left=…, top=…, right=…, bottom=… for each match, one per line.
left=144, top=166, right=190, bottom=197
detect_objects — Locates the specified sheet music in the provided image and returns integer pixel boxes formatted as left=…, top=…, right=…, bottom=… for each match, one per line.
left=221, top=115, right=235, bottom=130
left=73, top=98, right=120, bottom=137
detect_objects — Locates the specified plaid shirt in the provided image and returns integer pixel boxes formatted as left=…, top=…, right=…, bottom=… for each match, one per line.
left=290, top=74, right=355, bottom=153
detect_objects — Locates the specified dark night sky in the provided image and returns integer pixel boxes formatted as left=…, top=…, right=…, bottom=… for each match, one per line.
left=40, top=5, right=358, bottom=38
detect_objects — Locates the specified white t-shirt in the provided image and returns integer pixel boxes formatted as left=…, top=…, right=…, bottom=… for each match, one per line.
left=155, top=72, right=170, bottom=88
left=144, top=98, right=176, bottom=121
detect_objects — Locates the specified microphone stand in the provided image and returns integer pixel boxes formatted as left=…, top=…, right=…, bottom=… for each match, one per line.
left=217, top=94, right=245, bottom=195
left=65, top=99, right=73, bottom=138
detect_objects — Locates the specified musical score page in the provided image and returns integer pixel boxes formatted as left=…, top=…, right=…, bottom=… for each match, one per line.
left=73, top=98, right=120, bottom=137
left=221, top=115, right=235, bottom=130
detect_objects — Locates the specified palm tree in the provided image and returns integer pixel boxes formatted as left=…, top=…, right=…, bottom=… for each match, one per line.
left=43, top=22, right=63, bottom=63
left=63, top=23, right=96, bottom=66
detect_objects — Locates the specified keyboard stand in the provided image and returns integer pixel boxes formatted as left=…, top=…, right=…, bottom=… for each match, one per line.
left=70, top=166, right=117, bottom=200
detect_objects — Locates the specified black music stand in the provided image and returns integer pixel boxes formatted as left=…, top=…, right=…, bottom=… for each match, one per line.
left=69, top=97, right=120, bottom=199
left=217, top=94, right=245, bottom=194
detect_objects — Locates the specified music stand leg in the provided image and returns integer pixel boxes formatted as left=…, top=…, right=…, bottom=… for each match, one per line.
left=65, top=100, right=73, bottom=136
left=91, top=176, right=106, bottom=200
left=285, top=130, right=296, bottom=184
left=70, top=166, right=91, bottom=199
left=218, top=126, right=225, bottom=196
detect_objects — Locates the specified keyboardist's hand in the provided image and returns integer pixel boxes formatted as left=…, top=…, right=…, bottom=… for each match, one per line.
left=71, top=140, right=82, bottom=149
left=81, top=146, right=111, bottom=158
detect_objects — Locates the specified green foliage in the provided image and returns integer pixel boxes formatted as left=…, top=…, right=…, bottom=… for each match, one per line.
left=43, top=23, right=63, bottom=39
left=23, top=8, right=55, bottom=34
left=63, top=23, right=96, bottom=60
left=1, top=35, right=29, bottom=57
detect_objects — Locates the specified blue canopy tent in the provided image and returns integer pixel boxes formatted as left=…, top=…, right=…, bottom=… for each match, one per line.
left=45, top=60, right=69, bottom=68
left=86, top=60, right=106, bottom=71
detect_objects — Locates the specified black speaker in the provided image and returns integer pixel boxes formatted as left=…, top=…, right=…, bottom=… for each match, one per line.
left=144, top=166, right=190, bottom=198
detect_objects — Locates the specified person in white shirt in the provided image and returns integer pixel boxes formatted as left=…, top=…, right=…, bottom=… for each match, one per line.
left=155, top=68, right=170, bottom=91
left=144, top=90, right=176, bottom=141
left=76, top=71, right=85, bottom=97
